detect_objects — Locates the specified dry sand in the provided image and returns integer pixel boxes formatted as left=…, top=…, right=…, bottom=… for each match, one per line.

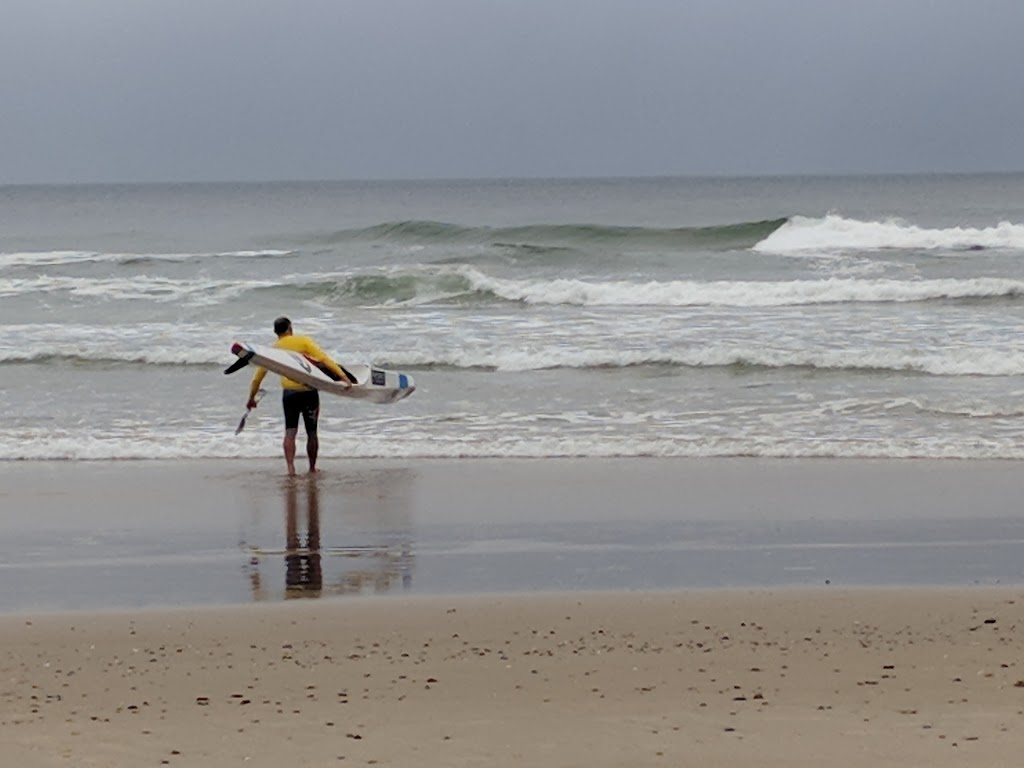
left=4, top=588, right=1024, bottom=767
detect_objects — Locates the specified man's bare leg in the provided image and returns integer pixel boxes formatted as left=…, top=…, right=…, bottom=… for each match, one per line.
left=283, top=428, right=298, bottom=476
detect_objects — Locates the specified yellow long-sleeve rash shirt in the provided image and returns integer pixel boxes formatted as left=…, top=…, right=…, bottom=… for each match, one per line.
left=248, top=335, right=348, bottom=400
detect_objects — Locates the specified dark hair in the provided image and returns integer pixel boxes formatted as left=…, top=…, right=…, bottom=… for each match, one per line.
left=273, top=316, right=292, bottom=335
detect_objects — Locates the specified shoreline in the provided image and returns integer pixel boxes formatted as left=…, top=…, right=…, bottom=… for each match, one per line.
left=2, top=457, right=1024, bottom=613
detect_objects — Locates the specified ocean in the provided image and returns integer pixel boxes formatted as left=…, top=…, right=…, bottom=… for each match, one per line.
left=4, top=173, right=1024, bottom=462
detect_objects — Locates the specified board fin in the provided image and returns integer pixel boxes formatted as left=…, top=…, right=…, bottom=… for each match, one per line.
left=224, top=349, right=255, bottom=375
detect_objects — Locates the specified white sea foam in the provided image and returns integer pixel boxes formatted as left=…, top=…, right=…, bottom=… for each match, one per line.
left=753, top=214, right=1024, bottom=254
left=0, top=275, right=274, bottom=303
left=0, top=249, right=291, bottom=268
left=4, top=262, right=1021, bottom=309
left=462, top=269, right=1024, bottom=307
left=0, top=323, right=240, bottom=365
left=0, top=345, right=228, bottom=366
left=2, top=431, right=1022, bottom=461
left=222, top=250, right=293, bottom=258
left=5, top=332, right=1024, bottom=376
left=0, top=251, right=101, bottom=267
left=382, top=344, right=1024, bottom=376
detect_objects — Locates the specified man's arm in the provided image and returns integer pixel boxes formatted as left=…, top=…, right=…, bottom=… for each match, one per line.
left=247, top=367, right=268, bottom=406
left=303, top=339, right=354, bottom=385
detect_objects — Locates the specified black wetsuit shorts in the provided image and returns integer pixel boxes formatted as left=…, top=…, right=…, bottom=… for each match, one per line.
left=282, top=389, right=320, bottom=433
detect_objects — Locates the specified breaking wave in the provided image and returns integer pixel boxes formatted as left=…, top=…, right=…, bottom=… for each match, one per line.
left=465, top=274, right=1024, bottom=307
left=754, top=214, right=1024, bottom=254
left=315, top=217, right=788, bottom=251
left=3, top=432, right=1023, bottom=460
left=0, top=249, right=293, bottom=268
left=7, top=268, right=1024, bottom=308
left=5, top=342, right=1024, bottom=377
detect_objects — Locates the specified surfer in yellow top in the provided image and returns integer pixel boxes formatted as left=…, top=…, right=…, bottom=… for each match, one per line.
left=247, top=317, right=353, bottom=475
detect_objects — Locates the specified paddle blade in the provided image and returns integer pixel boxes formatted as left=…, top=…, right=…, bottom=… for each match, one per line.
left=234, top=389, right=265, bottom=435
left=224, top=351, right=254, bottom=375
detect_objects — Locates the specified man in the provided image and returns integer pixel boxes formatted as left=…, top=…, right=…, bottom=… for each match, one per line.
left=247, top=317, right=352, bottom=475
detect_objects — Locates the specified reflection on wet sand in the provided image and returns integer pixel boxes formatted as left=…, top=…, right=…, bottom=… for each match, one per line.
left=285, top=476, right=322, bottom=595
left=245, top=468, right=415, bottom=601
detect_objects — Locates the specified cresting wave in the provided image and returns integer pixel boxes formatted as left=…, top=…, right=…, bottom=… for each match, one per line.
left=467, top=273, right=1024, bottom=307
left=315, top=217, right=788, bottom=250
left=296, top=270, right=1024, bottom=308
left=0, top=275, right=273, bottom=303
left=754, top=214, right=1024, bottom=254
left=0, top=249, right=293, bottom=268
left=8, top=215, right=1024, bottom=268
left=8, top=268, right=1024, bottom=308
left=387, top=346, right=1024, bottom=376
left=6, top=343, right=1024, bottom=376
left=0, top=348, right=228, bottom=366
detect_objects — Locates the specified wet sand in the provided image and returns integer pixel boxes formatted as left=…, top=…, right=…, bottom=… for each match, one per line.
left=2, top=458, right=1024, bottom=611
left=3, top=458, right=1024, bottom=765
left=4, top=588, right=1024, bottom=767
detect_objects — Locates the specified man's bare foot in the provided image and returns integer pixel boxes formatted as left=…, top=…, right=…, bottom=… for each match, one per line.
left=308, top=467, right=319, bottom=474
left=286, top=463, right=296, bottom=476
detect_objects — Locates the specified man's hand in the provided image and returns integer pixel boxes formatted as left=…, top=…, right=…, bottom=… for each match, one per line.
left=246, top=398, right=259, bottom=410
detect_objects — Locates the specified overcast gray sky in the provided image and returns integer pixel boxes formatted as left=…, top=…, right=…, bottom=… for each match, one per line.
left=2, top=0, right=1022, bottom=183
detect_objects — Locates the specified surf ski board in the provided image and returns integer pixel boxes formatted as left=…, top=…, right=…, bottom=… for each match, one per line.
left=225, top=341, right=415, bottom=404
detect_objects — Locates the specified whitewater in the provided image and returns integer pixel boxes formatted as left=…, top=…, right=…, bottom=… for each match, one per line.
left=3, top=174, right=1024, bottom=461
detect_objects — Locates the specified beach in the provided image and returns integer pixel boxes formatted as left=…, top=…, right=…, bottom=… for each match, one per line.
left=3, top=458, right=1024, bottom=766
left=5, top=174, right=1024, bottom=764
left=4, top=587, right=1024, bottom=767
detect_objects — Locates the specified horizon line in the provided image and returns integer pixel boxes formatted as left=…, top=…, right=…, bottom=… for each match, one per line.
left=3, top=169, right=1024, bottom=188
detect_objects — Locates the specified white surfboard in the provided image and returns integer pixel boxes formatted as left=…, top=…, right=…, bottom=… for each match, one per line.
left=225, top=341, right=415, bottom=404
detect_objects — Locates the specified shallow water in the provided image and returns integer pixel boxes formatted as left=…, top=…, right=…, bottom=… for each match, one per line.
left=5, top=175, right=1024, bottom=460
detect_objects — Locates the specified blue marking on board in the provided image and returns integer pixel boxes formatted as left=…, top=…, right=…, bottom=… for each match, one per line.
left=399, top=374, right=409, bottom=389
